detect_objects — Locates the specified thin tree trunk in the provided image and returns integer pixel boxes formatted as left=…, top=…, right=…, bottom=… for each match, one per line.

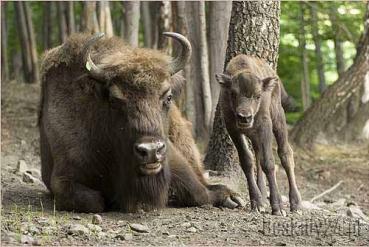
left=66, top=2, right=75, bottom=35
left=290, top=2, right=369, bottom=147
left=329, top=4, right=346, bottom=76
left=57, top=2, right=68, bottom=43
left=1, top=2, right=9, bottom=81
left=42, top=2, right=53, bottom=49
left=310, top=2, right=326, bottom=94
left=198, top=2, right=212, bottom=133
left=172, top=1, right=196, bottom=128
left=14, top=2, right=32, bottom=83
left=82, top=1, right=99, bottom=34
left=99, top=1, right=113, bottom=37
left=141, top=1, right=152, bottom=48
left=149, top=2, right=161, bottom=49
left=157, top=1, right=171, bottom=50
left=298, top=2, right=311, bottom=110
left=205, top=1, right=280, bottom=173
left=185, top=2, right=206, bottom=139
left=208, top=1, right=232, bottom=128
left=23, top=2, right=39, bottom=83
left=122, top=1, right=140, bottom=47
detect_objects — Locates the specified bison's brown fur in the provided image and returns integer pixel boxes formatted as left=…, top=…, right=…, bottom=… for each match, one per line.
left=39, top=33, right=242, bottom=213
left=217, top=54, right=302, bottom=215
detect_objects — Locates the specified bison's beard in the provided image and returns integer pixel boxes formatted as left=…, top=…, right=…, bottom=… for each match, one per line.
left=114, top=162, right=171, bottom=212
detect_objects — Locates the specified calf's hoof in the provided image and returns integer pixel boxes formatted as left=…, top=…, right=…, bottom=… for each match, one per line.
left=250, top=200, right=266, bottom=213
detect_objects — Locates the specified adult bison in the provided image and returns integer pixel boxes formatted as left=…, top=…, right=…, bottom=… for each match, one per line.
left=39, top=32, right=243, bottom=213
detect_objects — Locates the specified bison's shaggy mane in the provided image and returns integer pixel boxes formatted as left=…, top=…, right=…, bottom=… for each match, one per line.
left=41, top=33, right=171, bottom=92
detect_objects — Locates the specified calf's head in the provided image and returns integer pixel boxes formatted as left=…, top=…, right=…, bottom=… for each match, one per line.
left=83, top=32, right=191, bottom=176
left=216, top=70, right=276, bottom=129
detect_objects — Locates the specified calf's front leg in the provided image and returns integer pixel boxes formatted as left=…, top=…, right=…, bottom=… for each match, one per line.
left=253, top=122, right=284, bottom=216
left=227, top=129, right=265, bottom=212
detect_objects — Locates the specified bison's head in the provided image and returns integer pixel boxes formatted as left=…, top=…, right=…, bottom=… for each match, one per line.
left=83, top=32, right=191, bottom=177
left=216, top=71, right=277, bottom=129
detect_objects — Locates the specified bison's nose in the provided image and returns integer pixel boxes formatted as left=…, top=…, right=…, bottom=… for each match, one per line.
left=237, top=112, right=253, bottom=124
left=134, top=140, right=167, bottom=164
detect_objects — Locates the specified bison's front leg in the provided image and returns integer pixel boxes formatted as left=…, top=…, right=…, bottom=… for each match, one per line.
left=168, top=141, right=243, bottom=208
left=50, top=163, right=105, bottom=213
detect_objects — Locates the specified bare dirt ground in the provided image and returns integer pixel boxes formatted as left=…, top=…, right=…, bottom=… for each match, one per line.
left=1, top=80, right=369, bottom=246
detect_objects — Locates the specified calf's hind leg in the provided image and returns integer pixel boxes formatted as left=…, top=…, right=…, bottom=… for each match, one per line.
left=273, top=111, right=302, bottom=212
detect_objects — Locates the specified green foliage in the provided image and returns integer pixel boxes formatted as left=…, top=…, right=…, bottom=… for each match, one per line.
left=278, top=1, right=365, bottom=117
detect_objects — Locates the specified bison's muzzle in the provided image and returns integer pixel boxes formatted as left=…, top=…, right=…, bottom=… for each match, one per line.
left=134, top=137, right=167, bottom=175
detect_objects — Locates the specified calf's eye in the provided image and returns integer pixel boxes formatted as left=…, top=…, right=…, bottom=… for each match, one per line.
left=163, top=94, right=173, bottom=107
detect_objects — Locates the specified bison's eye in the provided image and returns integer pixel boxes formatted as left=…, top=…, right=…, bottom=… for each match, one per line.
left=164, top=94, right=173, bottom=107
left=255, top=95, right=261, bottom=100
left=161, top=88, right=172, bottom=108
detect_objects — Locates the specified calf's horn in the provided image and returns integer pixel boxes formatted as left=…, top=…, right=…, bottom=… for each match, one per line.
left=83, top=32, right=105, bottom=80
left=163, top=32, right=192, bottom=75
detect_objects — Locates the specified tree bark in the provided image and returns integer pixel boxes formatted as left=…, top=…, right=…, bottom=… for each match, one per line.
left=329, top=3, right=346, bottom=76
left=141, top=1, right=152, bottom=48
left=57, top=2, right=68, bottom=43
left=198, top=2, right=212, bottom=133
left=208, top=1, right=232, bottom=128
left=1, top=2, right=9, bottom=82
left=310, top=2, right=327, bottom=94
left=15, top=2, right=31, bottom=82
left=157, top=1, right=171, bottom=50
left=290, top=2, right=369, bottom=147
left=42, top=2, right=53, bottom=49
left=99, top=1, right=113, bottom=37
left=122, top=1, right=140, bottom=47
left=171, top=1, right=191, bottom=115
left=298, top=2, right=311, bottom=110
left=23, top=2, right=39, bottom=83
left=204, top=1, right=281, bottom=173
left=66, top=2, right=75, bottom=35
left=81, top=1, right=99, bottom=34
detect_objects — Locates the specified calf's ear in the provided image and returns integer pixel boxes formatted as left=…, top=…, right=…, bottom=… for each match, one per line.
left=170, top=73, right=186, bottom=98
left=216, top=73, right=232, bottom=88
left=262, top=77, right=277, bottom=91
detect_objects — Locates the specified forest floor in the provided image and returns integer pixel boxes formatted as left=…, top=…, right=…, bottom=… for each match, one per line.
left=1, top=81, right=369, bottom=246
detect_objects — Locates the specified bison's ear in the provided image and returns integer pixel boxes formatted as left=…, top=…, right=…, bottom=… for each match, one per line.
left=262, top=77, right=277, bottom=91
left=170, top=73, right=186, bottom=98
left=216, top=73, right=232, bottom=88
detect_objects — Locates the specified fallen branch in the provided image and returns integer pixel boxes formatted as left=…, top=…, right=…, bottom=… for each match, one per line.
left=310, top=180, right=343, bottom=203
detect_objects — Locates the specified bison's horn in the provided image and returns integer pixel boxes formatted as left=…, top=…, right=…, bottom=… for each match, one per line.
left=163, top=32, right=192, bottom=75
left=83, top=32, right=105, bottom=80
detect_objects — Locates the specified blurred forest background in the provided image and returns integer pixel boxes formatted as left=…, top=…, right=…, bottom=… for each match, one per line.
left=1, top=1, right=368, bottom=144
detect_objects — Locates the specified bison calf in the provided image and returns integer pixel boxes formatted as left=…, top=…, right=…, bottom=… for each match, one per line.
left=39, top=33, right=243, bottom=213
left=216, top=54, right=302, bottom=215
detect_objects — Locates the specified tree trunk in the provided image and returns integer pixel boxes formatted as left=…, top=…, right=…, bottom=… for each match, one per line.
left=122, top=1, right=140, bottom=47
left=42, top=2, right=53, bottom=50
left=1, top=2, right=9, bottom=82
left=57, top=2, right=68, bottom=43
left=66, top=2, right=75, bottom=35
left=208, top=1, right=232, bottom=128
left=329, top=4, right=346, bottom=76
left=298, top=2, right=311, bottom=110
left=157, top=1, right=171, bottom=50
left=99, top=1, right=113, bottom=37
left=23, top=2, right=39, bottom=83
left=14, top=2, right=32, bottom=83
left=198, top=2, right=212, bottom=133
left=290, top=2, right=369, bottom=147
left=186, top=2, right=211, bottom=139
left=171, top=1, right=191, bottom=115
left=141, top=1, right=152, bottom=48
left=310, top=2, right=326, bottom=94
left=204, top=1, right=280, bottom=173
left=82, top=1, right=99, bottom=34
